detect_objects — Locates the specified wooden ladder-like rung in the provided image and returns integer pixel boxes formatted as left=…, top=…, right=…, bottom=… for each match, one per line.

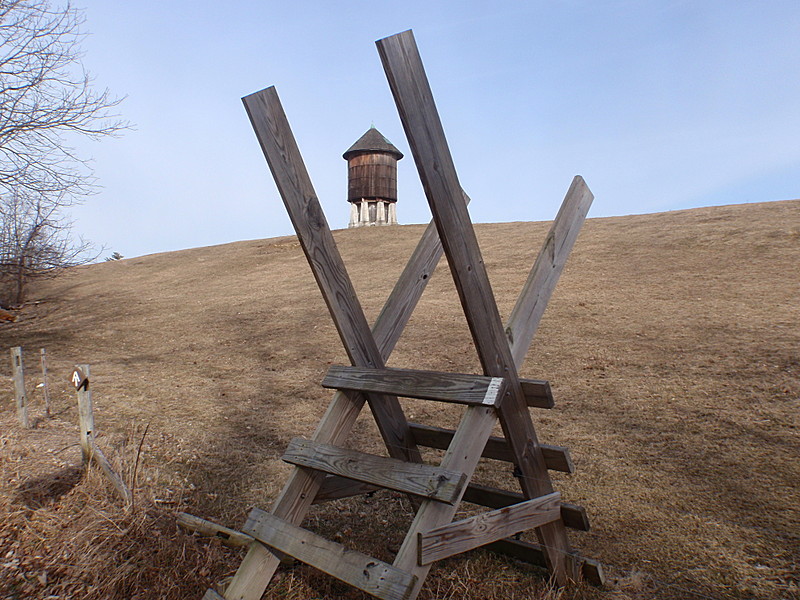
left=282, top=438, right=467, bottom=504
left=408, top=422, right=575, bottom=473
left=242, top=508, right=418, bottom=600
left=417, top=491, right=561, bottom=565
left=323, top=365, right=508, bottom=406
left=323, top=366, right=555, bottom=408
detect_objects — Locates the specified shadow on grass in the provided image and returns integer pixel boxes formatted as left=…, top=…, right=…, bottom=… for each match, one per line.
left=13, top=465, right=83, bottom=509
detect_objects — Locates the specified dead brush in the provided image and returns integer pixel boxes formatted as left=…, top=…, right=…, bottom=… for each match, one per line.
left=2, top=471, right=237, bottom=599
left=0, top=413, right=239, bottom=600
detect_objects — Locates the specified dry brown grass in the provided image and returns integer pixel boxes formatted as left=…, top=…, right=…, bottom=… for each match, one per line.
left=0, top=199, right=798, bottom=599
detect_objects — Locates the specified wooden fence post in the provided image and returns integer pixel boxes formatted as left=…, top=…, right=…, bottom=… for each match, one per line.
left=72, top=364, right=93, bottom=465
left=40, top=348, right=50, bottom=418
left=70, top=364, right=132, bottom=505
left=10, top=347, right=29, bottom=428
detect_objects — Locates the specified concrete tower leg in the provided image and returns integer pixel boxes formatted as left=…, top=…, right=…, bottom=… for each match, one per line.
left=377, top=200, right=386, bottom=224
left=349, top=202, right=359, bottom=228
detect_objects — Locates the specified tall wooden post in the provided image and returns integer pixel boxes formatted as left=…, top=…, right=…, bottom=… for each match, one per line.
left=377, top=30, right=574, bottom=584
left=40, top=348, right=50, bottom=418
left=10, top=347, right=29, bottom=428
left=73, top=365, right=93, bottom=465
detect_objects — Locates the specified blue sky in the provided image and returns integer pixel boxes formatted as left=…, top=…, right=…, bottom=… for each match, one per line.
left=69, top=1, right=799, bottom=259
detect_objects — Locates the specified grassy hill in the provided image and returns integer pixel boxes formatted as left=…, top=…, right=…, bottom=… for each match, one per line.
left=1, top=200, right=798, bottom=599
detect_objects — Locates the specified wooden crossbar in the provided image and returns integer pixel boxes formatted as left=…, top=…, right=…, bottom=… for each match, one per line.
left=407, top=422, right=574, bottom=473
left=244, top=508, right=417, bottom=600
left=282, top=438, right=467, bottom=504
left=418, top=492, right=561, bottom=565
left=178, top=513, right=254, bottom=548
left=461, top=482, right=590, bottom=532
left=323, top=366, right=506, bottom=407
left=518, top=379, right=554, bottom=408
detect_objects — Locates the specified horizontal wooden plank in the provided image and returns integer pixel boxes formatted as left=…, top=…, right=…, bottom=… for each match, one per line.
left=323, top=365, right=506, bottom=407
left=486, top=538, right=605, bottom=587
left=202, top=588, right=225, bottom=600
left=283, top=438, right=467, bottom=505
left=418, top=492, right=561, bottom=565
left=519, top=379, right=554, bottom=409
left=461, top=482, right=590, bottom=532
left=408, top=423, right=574, bottom=474
left=244, top=508, right=416, bottom=600
left=177, top=512, right=254, bottom=547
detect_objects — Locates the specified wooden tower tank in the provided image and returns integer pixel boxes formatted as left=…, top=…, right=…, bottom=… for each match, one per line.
left=343, top=126, right=403, bottom=227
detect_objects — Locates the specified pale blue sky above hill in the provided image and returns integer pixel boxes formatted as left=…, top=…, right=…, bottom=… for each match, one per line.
left=69, top=0, right=799, bottom=259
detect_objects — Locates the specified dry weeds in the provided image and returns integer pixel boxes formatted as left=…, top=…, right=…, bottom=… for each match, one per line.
left=0, top=200, right=798, bottom=599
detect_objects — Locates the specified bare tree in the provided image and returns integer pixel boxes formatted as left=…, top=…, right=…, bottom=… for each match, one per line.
left=0, top=0, right=125, bottom=306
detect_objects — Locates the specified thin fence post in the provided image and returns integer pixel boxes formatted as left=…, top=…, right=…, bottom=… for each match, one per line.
left=70, top=364, right=132, bottom=505
left=40, top=348, right=50, bottom=418
left=10, top=347, right=29, bottom=428
left=73, top=364, right=93, bottom=465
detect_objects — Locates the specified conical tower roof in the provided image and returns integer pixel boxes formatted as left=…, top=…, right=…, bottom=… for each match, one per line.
left=343, top=126, right=404, bottom=160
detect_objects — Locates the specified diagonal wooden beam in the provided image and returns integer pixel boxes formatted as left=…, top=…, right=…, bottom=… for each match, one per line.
left=222, top=87, right=460, bottom=600
left=377, top=29, right=574, bottom=587
left=242, top=87, right=418, bottom=461
left=372, top=190, right=470, bottom=358
left=418, top=491, right=561, bottom=565
left=506, top=175, right=593, bottom=366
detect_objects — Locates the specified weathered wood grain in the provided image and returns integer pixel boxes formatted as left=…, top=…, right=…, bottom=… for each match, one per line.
left=506, top=176, right=594, bottom=365
left=323, top=365, right=506, bottom=407
left=75, top=364, right=94, bottom=466
left=407, top=423, right=574, bottom=474
left=372, top=190, right=470, bottom=358
left=177, top=513, right=254, bottom=547
left=242, top=86, right=418, bottom=463
left=418, top=492, right=561, bottom=565
left=244, top=508, right=417, bottom=600
left=461, top=482, right=590, bottom=531
left=10, top=347, right=28, bottom=428
left=388, top=405, right=499, bottom=595
left=377, top=29, right=574, bottom=585
left=283, top=438, right=466, bottom=504
left=225, top=87, right=428, bottom=600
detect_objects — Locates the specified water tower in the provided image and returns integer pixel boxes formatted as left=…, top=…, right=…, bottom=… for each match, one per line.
left=343, top=126, right=403, bottom=227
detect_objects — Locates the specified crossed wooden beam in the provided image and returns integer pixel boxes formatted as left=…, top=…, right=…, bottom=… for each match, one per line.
left=205, top=29, right=599, bottom=600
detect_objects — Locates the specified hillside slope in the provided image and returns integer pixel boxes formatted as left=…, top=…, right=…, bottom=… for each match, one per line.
left=1, top=200, right=798, bottom=600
